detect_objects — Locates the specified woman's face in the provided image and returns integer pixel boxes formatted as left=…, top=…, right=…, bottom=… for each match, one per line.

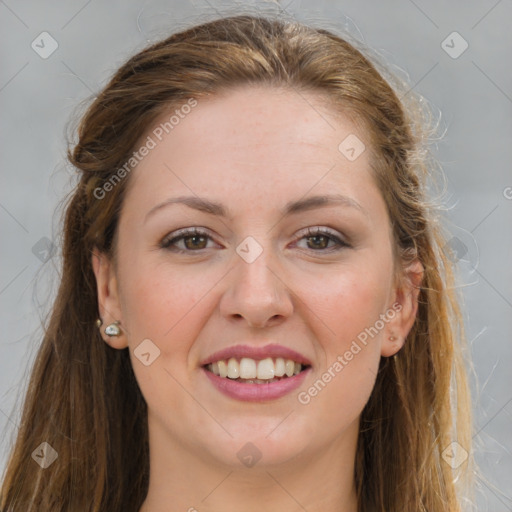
left=94, top=85, right=420, bottom=470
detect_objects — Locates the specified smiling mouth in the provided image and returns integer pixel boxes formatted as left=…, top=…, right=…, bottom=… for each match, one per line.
left=204, top=356, right=310, bottom=384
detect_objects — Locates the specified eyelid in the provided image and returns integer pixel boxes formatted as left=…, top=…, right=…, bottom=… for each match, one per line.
left=298, top=226, right=347, bottom=241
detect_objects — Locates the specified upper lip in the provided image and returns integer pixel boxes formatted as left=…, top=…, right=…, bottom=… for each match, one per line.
left=200, top=343, right=312, bottom=367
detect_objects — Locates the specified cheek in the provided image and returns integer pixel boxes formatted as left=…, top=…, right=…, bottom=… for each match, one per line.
left=302, top=259, right=392, bottom=347
left=294, top=257, right=392, bottom=413
left=118, top=260, right=218, bottom=356
left=118, top=263, right=217, bottom=420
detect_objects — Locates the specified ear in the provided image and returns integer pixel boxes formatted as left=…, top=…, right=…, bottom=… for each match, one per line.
left=91, top=247, right=128, bottom=349
left=381, top=258, right=424, bottom=357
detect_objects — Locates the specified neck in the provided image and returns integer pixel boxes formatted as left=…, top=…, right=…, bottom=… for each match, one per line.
left=139, top=415, right=359, bottom=512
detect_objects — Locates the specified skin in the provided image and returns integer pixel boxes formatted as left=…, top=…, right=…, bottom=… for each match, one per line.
left=92, top=85, right=423, bottom=512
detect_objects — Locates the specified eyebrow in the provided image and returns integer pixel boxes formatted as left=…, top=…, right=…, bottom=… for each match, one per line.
left=144, top=193, right=368, bottom=222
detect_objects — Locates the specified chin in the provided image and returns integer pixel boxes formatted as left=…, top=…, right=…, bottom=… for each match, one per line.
left=200, top=416, right=315, bottom=469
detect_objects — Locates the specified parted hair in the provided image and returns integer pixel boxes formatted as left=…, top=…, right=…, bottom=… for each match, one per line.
left=1, top=13, right=472, bottom=512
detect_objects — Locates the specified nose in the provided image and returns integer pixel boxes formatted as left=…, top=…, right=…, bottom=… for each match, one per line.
left=219, top=242, right=294, bottom=329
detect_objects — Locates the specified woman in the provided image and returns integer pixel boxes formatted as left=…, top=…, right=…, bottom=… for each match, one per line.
left=0, top=13, right=473, bottom=512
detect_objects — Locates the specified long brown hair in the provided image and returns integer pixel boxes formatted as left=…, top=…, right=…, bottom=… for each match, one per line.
left=1, top=13, right=473, bottom=511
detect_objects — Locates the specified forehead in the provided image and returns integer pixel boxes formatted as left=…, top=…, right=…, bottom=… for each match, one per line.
left=153, top=86, right=359, bottom=162
left=125, top=85, right=380, bottom=216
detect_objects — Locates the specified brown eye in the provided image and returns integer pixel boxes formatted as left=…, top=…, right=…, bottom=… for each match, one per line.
left=182, top=234, right=208, bottom=250
left=306, top=234, right=331, bottom=250
left=296, top=227, right=350, bottom=252
left=161, top=228, right=215, bottom=252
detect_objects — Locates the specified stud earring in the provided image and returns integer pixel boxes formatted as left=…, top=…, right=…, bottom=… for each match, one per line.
left=389, top=335, right=396, bottom=342
left=104, top=321, right=122, bottom=337
left=96, top=318, right=122, bottom=337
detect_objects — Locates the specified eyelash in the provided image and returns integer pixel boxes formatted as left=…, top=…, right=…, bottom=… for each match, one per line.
left=160, top=227, right=350, bottom=254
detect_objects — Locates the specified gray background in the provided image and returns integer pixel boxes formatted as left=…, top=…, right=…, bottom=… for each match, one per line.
left=1, top=0, right=511, bottom=510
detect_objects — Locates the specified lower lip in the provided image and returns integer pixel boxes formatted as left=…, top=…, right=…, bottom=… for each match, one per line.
left=203, top=367, right=311, bottom=402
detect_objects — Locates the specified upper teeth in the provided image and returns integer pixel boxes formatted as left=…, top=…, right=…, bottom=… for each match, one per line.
left=207, top=357, right=303, bottom=379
